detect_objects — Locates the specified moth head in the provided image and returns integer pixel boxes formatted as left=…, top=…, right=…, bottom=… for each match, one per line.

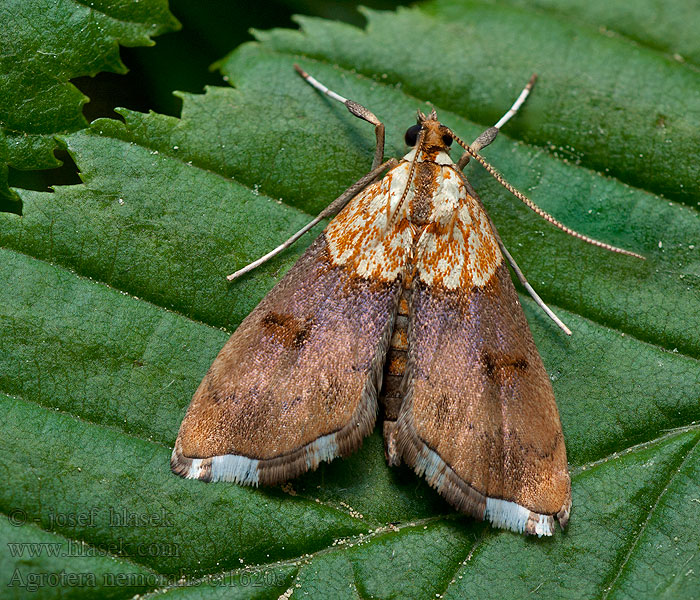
left=405, top=110, right=453, bottom=150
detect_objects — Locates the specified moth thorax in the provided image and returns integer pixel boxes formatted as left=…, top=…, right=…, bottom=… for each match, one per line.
left=407, top=162, right=442, bottom=226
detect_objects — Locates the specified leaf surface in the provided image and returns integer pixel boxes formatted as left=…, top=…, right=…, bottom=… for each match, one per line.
left=1, top=2, right=699, bottom=598
left=0, top=0, right=179, bottom=211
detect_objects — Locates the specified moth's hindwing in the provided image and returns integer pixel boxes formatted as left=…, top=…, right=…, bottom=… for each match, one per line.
left=395, top=183, right=572, bottom=536
left=172, top=171, right=412, bottom=486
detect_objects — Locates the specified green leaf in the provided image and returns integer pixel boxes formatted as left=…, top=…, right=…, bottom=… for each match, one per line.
left=1, top=2, right=700, bottom=598
left=431, top=0, right=700, bottom=67
left=257, top=4, right=700, bottom=205
left=1, top=514, right=161, bottom=599
left=0, top=0, right=179, bottom=211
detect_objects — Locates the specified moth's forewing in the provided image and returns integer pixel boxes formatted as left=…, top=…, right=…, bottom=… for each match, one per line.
left=172, top=171, right=412, bottom=485
left=395, top=182, right=571, bottom=536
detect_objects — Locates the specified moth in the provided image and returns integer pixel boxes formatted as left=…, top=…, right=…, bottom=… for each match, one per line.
left=172, top=65, right=642, bottom=536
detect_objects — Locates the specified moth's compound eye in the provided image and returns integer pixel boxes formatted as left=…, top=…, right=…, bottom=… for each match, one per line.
left=405, top=124, right=422, bottom=146
left=442, top=134, right=453, bottom=146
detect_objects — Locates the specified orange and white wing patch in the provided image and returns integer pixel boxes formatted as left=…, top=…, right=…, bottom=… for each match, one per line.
left=415, top=167, right=502, bottom=290
left=325, top=161, right=415, bottom=281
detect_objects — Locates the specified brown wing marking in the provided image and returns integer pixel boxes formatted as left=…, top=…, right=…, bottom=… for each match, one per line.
left=395, top=190, right=571, bottom=535
left=173, top=172, right=412, bottom=486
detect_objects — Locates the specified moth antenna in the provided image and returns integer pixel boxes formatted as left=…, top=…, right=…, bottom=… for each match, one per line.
left=457, top=170, right=572, bottom=335
left=448, top=128, right=645, bottom=260
left=226, top=216, right=323, bottom=281
left=229, top=65, right=396, bottom=281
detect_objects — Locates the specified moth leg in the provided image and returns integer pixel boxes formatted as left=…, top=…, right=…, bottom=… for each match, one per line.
left=294, top=63, right=386, bottom=170
left=227, top=157, right=398, bottom=281
left=457, top=74, right=537, bottom=170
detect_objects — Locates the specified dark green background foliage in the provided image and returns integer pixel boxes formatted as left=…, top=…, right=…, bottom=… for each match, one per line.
left=1, top=1, right=699, bottom=598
